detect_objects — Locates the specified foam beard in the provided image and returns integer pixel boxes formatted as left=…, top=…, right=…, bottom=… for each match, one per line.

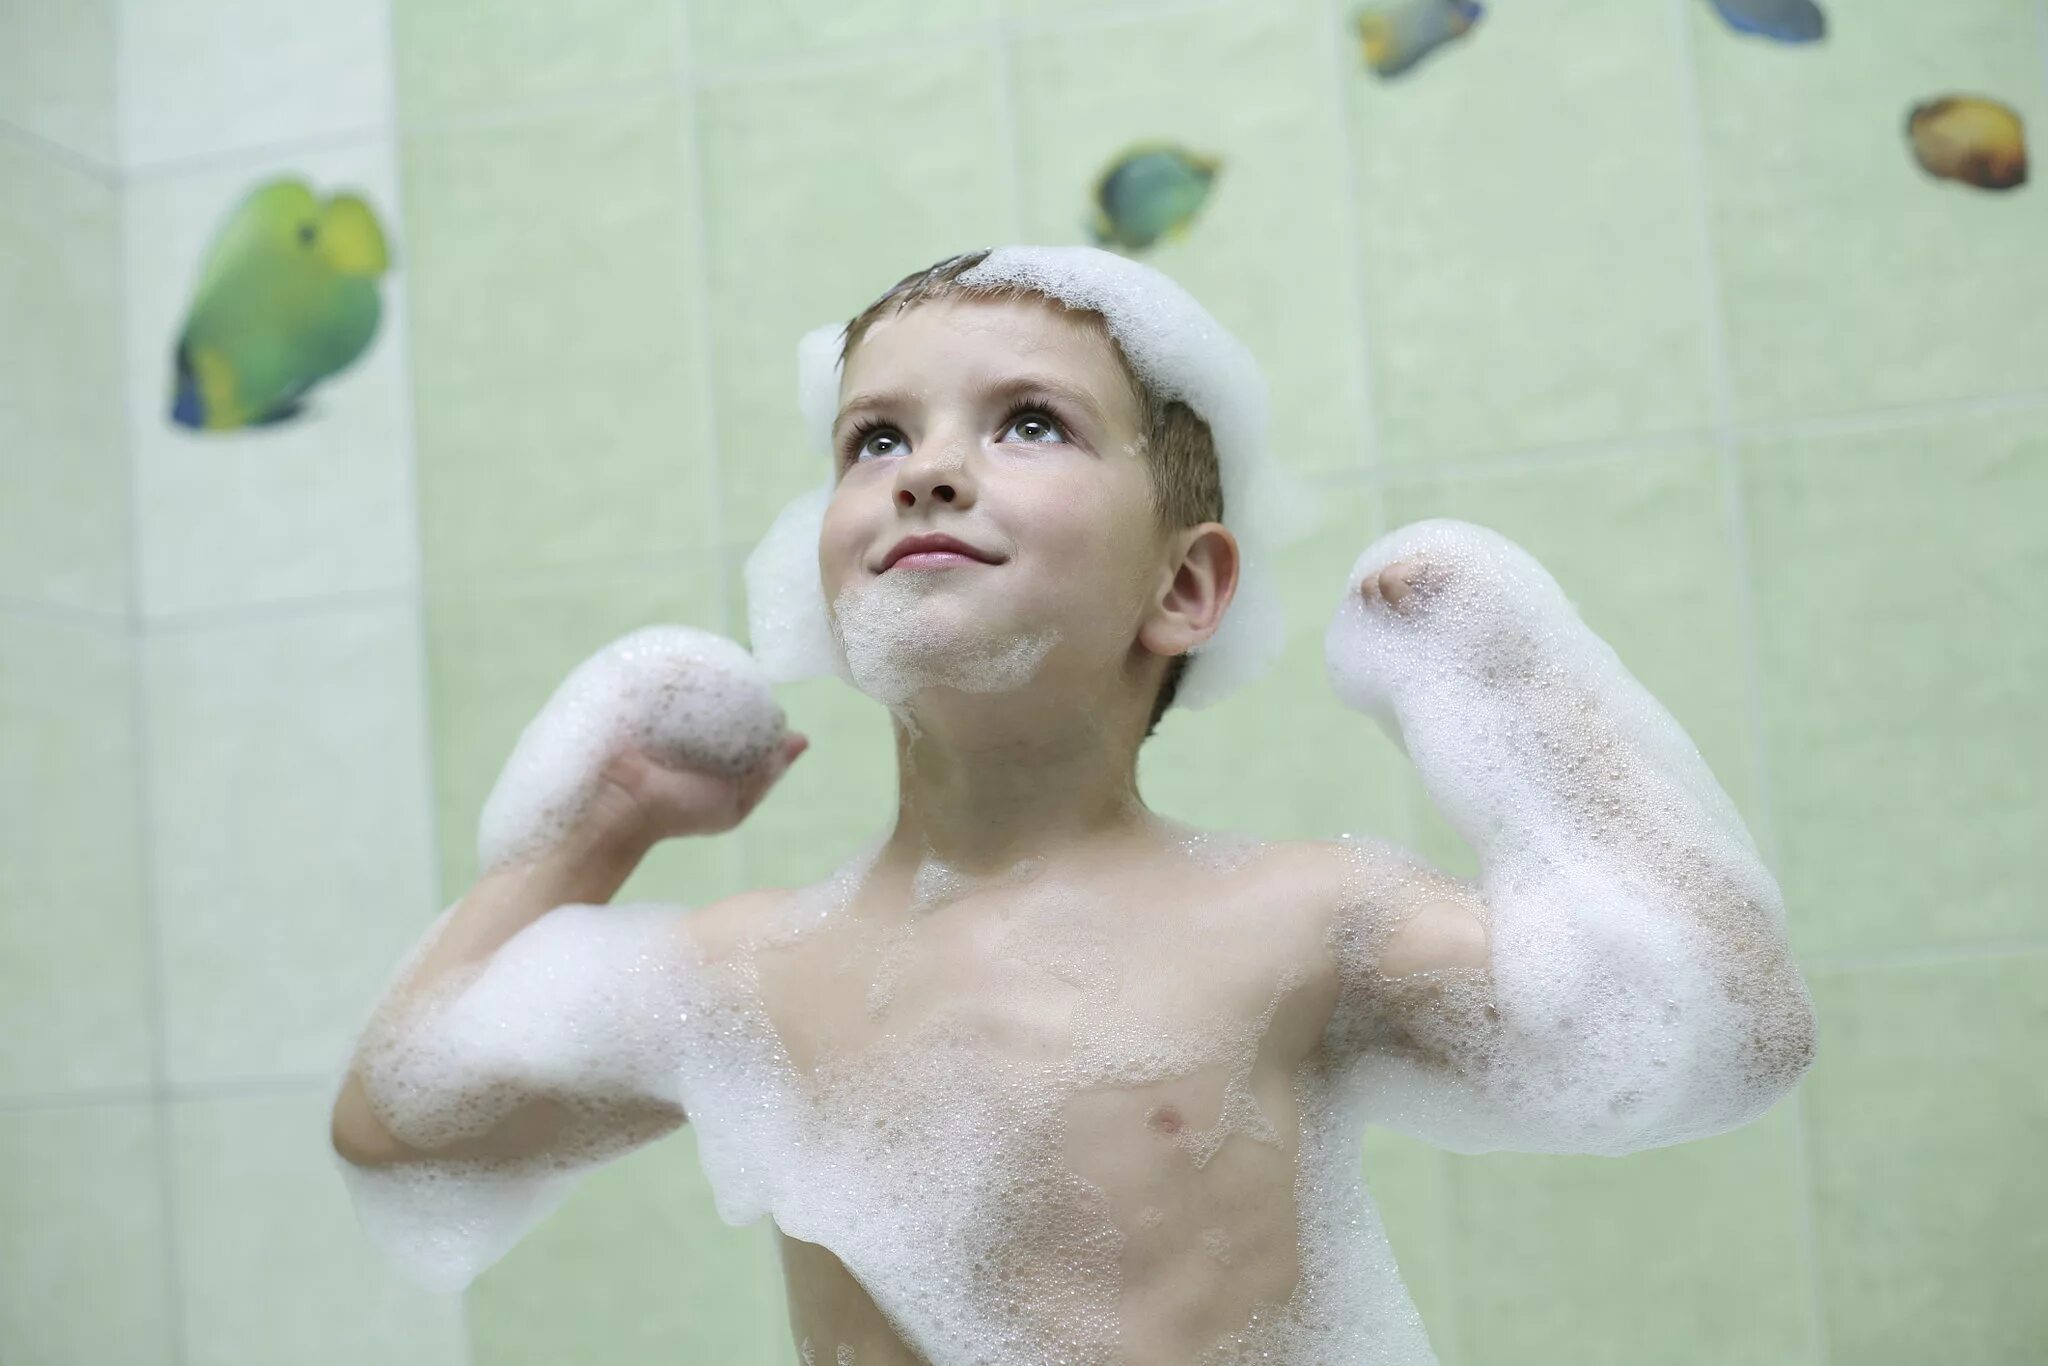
left=828, top=569, right=1057, bottom=707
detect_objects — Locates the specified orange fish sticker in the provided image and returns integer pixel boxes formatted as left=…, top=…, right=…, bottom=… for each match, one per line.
left=1906, top=95, right=2028, bottom=191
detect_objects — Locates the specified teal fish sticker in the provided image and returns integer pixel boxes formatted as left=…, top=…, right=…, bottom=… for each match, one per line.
left=1355, top=0, right=1483, bottom=79
left=170, top=177, right=392, bottom=431
left=1088, top=144, right=1221, bottom=253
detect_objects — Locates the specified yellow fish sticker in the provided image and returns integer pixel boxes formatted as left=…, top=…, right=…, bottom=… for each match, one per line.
left=1907, top=96, right=2028, bottom=191
left=170, top=178, right=393, bottom=431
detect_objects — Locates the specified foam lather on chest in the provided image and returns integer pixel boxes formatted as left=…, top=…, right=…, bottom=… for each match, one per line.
left=473, top=624, right=784, bottom=874
left=745, top=244, right=1311, bottom=710
left=1322, top=518, right=1815, bottom=1156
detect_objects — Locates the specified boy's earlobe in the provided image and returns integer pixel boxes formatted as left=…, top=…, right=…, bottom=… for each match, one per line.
left=1140, top=524, right=1240, bottom=657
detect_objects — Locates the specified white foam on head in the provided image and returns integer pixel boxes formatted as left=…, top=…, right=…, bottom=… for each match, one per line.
left=475, top=624, right=786, bottom=873
left=745, top=247, right=1313, bottom=710
left=828, top=570, right=1056, bottom=707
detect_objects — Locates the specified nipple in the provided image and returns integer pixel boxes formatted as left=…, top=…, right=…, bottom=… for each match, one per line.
left=1147, top=1103, right=1184, bottom=1134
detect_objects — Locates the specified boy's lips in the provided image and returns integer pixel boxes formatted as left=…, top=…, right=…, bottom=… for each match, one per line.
left=877, top=533, right=1004, bottom=572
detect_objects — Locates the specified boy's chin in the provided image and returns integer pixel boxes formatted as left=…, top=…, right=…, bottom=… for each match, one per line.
left=829, top=581, right=1056, bottom=706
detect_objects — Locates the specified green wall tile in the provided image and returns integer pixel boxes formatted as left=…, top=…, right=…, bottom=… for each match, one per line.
left=170, top=1089, right=468, bottom=1366
left=397, top=0, right=681, bottom=123
left=1803, top=954, right=2048, bottom=1364
left=469, top=1127, right=790, bottom=1365
left=1445, top=1105, right=1813, bottom=1365
left=1008, top=0, right=1373, bottom=479
left=426, top=553, right=747, bottom=907
left=1691, top=0, right=2048, bottom=424
left=685, top=0, right=993, bottom=70
left=696, top=58, right=1014, bottom=541
left=0, top=614, right=152, bottom=1096
left=1345, top=0, right=1717, bottom=466
left=1363, top=1126, right=1465, bottom=1365
left=405, top=91, right=718, bottom=586
left=1381, top=445, right=1759, bottom=883
left=1141, top=480, right=1410, bottom=843
left=0, top=1103, right=172, bottom=1365
left=0, top=0, right=116, bottom=164
left=0, top=140, right=126, bottom=613
left=1742, top=407, right=2048, bottom=959
left=144, top=603, right=438, bottom=1086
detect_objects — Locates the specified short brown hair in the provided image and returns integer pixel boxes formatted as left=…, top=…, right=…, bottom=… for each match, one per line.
left=837, top=250, right=1224, bottom=734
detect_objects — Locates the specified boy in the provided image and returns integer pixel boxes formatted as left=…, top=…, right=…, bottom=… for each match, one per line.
left=330, top=247, right=1817, bottom=1365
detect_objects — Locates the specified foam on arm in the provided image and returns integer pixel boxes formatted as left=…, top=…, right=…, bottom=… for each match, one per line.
left=1322, top=520, right=1818, bottom=1156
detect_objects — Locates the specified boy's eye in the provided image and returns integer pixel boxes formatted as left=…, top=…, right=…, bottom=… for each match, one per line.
left=1003, top=410, right=1066, bottom=444
left=853, top=428, right=904, bottom=461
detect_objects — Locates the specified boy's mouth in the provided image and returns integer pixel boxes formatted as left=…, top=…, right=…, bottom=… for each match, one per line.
left=877, top=532, right=1004, bottom=572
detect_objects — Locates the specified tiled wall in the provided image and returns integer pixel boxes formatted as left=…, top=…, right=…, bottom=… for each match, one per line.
left=2, top=1, right=2043, bottom=1364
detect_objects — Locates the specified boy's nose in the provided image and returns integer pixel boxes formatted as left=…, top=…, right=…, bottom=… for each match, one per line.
left=892, top=439, right=976, bottom=510
left=896, top=482, right=957, bottom=507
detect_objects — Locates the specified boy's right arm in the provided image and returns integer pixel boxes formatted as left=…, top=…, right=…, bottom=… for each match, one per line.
left=330, top=671, right=806, bottom=1172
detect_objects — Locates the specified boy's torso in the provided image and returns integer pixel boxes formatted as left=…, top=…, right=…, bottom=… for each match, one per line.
left=693, top=834, right=1374, bottom=1365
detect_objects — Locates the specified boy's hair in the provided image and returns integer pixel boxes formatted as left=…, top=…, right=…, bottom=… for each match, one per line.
left=838, top=249, right=1225, bottom=735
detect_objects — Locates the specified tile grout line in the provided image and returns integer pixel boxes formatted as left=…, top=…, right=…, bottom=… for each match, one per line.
left=1320, top=0, right=1388, bottom=544
left=0, top=116, right=121, bottom=182
left=1669, top=6, right=1827, bottom=1364
left=672, top=2, right=749, bottom=903
left=377, top=5, right=468, bottom=1362
left=111, top=0, right=189, bottom=1352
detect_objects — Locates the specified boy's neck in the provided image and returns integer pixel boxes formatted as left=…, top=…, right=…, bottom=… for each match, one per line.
left=881, top=687, right=1154, bottom=872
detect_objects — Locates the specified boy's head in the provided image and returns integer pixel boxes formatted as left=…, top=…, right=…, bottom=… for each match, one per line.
left=817, top=250, right=1235, bottom=737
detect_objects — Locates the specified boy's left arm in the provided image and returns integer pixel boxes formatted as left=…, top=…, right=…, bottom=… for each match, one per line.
left=1315, top=520, right=1818, bottom=1157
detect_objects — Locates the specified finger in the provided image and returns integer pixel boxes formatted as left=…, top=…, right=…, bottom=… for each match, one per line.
left=736, top=731, right=807, bottom=815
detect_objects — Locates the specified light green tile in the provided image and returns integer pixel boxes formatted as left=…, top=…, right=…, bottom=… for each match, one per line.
left=1742, top=407, right=2048, bottom=959
left=1363, top=1126, right=1464, bottom=1366
left=1692, top=0, right=2048, bottom=424
left=685, top=0, right=992, bottom=69
left=1381, top=445, right=1759, bottom=882
left=0, top=614, right=152, bottom=1096
left=0, top=0, right=116, bottom=164
left=696, top=57, right=1013, bottom=541
left=1142, top=481, right=1410, bottom=842
left=1445, top=1104, right=1813, bottom=1366
left=144, top=602, right=439, bottom=1086
left=469, top=1126, right=790, bottom=1365
left=396, top=0, right=681, bottom=123
left=427, top=554, right=748, bottom=907
left=1346, top=0, right=1717, bottom=466
left=405, top=90, right=719, bottom=586
left=0, top=1103, right=172, bottom=1365
left=1007, top=0, right=1371, bottom=478
left=0, top=139, right=126, bottom=612
left=1804, top=954, right=2048, bottom=1365
left=116, top=0, right=390, bottom=170
left=168, top=1089, right=468, bottom=1366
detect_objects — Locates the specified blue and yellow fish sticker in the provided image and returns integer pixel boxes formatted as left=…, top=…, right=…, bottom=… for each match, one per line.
left=170, top=178, right=392, bottom=432
left=1355, top=0, right=1483, bottom=80
left=1089, top=144, right=1221, bottom=253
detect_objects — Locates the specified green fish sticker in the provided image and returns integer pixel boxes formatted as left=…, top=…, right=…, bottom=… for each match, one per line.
left=170, top=177, right=392, bottom=432
left=1088, top=144, right=1222, bottom=253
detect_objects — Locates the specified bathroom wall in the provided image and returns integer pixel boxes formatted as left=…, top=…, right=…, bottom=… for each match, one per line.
left=1, top=0, right=2043, bottom=1363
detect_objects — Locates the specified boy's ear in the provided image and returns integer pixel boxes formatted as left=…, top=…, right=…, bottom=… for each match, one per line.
left=1139, top=523, right=1239, bottom=660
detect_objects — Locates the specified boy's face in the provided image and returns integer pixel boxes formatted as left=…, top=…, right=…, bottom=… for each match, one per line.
left=819, top=295, right=1174, bottom=705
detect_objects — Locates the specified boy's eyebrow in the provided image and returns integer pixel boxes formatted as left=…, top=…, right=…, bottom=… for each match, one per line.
left=834, top=374, right=1114, bottom=434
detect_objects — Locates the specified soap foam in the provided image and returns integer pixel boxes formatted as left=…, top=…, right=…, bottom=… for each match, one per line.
left=475, top=624, right=786, bottom=874
left=745, top=246, right=1314, bottom=711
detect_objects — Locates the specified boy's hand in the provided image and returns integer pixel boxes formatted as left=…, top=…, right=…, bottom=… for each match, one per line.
left=587, top=732, right=809, bottom=847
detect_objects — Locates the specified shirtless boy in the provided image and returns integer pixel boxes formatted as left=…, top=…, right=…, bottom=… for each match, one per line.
left=330, top=246, right=1817, bottom=1365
